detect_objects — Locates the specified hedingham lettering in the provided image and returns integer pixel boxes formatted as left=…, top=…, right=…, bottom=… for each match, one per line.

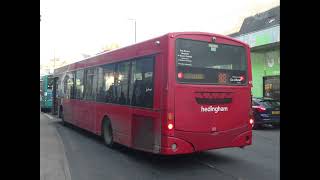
left=200, top=106, right=228, bottom=113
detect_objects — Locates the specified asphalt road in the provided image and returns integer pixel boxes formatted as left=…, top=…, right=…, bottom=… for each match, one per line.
left=51, top=115, right=279, bottom=180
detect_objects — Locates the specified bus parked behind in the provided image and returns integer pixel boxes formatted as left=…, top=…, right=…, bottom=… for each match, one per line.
left=40, top=75, right=53, bottom=112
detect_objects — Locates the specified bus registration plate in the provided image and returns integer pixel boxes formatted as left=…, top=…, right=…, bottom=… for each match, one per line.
left=272, top=111, right=280, bottom=115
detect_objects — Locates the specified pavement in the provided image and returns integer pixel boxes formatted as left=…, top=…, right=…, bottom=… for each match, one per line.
left=40, top=113, right=71, bottom=180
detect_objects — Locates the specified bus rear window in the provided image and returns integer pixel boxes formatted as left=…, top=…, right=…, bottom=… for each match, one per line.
left=175, top=38, right=248, bottom=85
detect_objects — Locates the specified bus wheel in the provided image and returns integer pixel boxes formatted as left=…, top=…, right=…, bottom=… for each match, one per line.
left=102, top=118, right=114, bottom=148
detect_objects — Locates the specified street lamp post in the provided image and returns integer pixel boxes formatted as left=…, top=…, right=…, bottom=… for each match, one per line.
left=128, top=18, right=136, bottom=43
left=53, top=49, right=56, bottom=69
left=134, top=20, right=136, bottom=43
left=51, top=49, right=59, bottom=74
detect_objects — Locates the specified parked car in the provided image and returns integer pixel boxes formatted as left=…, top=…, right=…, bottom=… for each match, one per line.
left=252, top=97, right=280, bottom=129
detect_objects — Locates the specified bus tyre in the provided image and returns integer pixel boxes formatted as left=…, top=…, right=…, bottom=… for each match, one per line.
left=102, top=119, right=114, bottom=148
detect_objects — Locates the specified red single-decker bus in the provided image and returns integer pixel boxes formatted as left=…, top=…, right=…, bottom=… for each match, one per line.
left=53, top=32, right=253, bottom=155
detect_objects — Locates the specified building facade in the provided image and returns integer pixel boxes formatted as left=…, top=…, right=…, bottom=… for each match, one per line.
left=229, top=6, right=280, bottom=100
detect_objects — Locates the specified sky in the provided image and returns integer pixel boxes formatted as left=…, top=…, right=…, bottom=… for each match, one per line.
left=40, top=0, right=279, bottom=65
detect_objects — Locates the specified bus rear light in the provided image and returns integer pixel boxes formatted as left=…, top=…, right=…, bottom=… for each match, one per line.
left=168, top=123, right=173, bottom=130
left=177, top=72, right=184, bottom=79
left=249, top=119, right=254, bottom=126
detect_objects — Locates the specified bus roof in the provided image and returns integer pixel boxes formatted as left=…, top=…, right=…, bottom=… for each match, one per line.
left=53, top=32, right=249, bottom=75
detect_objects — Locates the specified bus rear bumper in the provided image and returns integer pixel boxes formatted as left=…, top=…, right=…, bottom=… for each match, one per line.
left=159, top=136, right=195, bottom=155
left=157, top=126, right=252, bottom=155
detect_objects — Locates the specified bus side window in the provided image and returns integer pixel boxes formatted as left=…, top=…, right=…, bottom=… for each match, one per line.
left=75, top=70, right=84, bottom=100
left=64, top=73, right=74, bottom=99
left=84, top=68, right=97, bottom=101
left=96, top=64, right=115, bottom=103
left=115, top=62, right=130, bottom=105
left=131, top=80, right=143, bottom=107
left=130, top=57, right=154, bottom=108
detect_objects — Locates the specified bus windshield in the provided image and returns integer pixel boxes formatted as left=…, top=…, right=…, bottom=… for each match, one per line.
left=175, top=38, right=248, bottom=85
left=47, top=76, right=53, bottom=90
